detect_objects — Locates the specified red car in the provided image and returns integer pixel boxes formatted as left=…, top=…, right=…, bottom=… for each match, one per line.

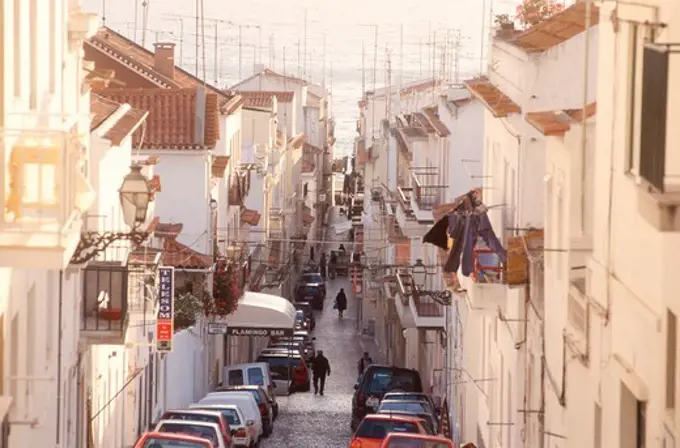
left=134, top=432, right=214, bottom=448
left=379, top=433, right=456, bottom=447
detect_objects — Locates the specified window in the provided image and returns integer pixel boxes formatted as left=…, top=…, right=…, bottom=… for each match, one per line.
left=666, top=310, right=677, bottom=410
left=247, top=367, right=265, bottom=386
left=29, top=0, right=37, bottom=108
left=13, top=0, right=21, bottom=98
left=227, top=369, right=244, bottom=386
left=625, top=24, right=656, bottom=174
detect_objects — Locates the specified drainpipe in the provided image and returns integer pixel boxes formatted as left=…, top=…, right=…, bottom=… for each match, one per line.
left=580, top=0, right=592, bottom=235
left=56, top=270, right=64, bottom=445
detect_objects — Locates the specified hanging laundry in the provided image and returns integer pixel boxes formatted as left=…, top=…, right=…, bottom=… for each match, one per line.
left=422, top=188, right=507, bottom=276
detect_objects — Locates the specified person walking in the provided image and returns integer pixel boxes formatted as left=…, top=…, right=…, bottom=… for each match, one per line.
left=334, top=288, right=348, bottom=319
left=312, top=350, right=331, bottom=395
left=357, top=352, right=373, bottom=377
left=320, top=252, right=327, bottom=279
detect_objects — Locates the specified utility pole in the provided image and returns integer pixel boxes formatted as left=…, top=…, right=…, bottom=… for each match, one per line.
left=303, top=8, right=308, bottom=78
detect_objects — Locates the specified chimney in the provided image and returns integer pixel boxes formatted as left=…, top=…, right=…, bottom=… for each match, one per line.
left=153, top=42, right=176, bottom=80
left=194, top=87, right=206, bottom=146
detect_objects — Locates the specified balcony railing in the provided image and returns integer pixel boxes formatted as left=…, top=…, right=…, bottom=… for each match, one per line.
left=81, top=261, right=128, bottom=342
left=411, top=170, right=445, bottom=211
left=639, top=44, right=671, bottom=192
left=396, top=187, right=415, bottom=217
left=0, top=120, right=95, bottom=269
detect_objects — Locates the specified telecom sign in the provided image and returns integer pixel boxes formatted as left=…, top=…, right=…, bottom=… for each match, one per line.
left=227, top=327, right=294, bottom=337
left=156, top=267, right=175, bottom=353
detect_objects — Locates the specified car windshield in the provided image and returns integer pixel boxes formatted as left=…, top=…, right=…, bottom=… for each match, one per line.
left=213, top=408, right=241, bottom=425
left=384, top=436, right=452, bottom=447
left=379, top=401, right=431, bottom=414
left=163, top=413, right=220, bottom=425
left=142, top=436, right=210, bottom=447
left=363, top=368, right=422, bottom=395
left=354, top=419, right=420, bottom=438
left=156, top=423, right=218, bottom=446
left=302, top=273, right=323, bottom=283
left=247, top=367, right=265, bottom=386
left=378, top=412, right=435, bottom=435
left=295, top=311, right=305, bottom=320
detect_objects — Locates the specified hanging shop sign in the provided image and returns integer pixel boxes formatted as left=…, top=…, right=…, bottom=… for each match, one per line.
left=208, top=322, right=229, bottom=335
left=156, top=266, right=175, bottom=352
left=227, top=327, right=294, bottom=337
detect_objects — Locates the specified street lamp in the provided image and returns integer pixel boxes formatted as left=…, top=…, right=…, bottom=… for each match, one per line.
left=412, top=259, right=427, bottom=290
left=70, top=165, right=153, bottom=265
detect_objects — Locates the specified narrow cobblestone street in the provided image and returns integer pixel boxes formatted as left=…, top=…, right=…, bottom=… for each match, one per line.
left=259, top=277, right=364, bottom=447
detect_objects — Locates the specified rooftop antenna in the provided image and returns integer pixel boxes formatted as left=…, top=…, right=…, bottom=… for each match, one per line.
left=102, top=0, right=107, bottom=26
left=399, top=23, right=404, bottom=93
left=213, top=21, right=219, bottom=84
left=386, top=49, right=392, bottom=120
left=297, top=39, right=302, bottom=78
left=238, top=25, right=243, bottom=81
left=432, top=29, right=437, bottom=104
left=372, top=26, right=378, bottom=141
left=454, top=31, right=461, bottom=84
left=303, top=8, right=308, bottom=78
left=194, top=0, right=199, bottom=76
left=200, top=0, right=206, bottom=82
left=141, top=0, right=150, bottom=47
left=361, top=41, right=366, bottom=98
left=322, top=33, right=327, bottom=88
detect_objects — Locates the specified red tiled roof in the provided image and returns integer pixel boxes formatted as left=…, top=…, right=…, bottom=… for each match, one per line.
left=212, top=155, right=230, bottom=178
left=162, top=237, right=212, bottom=269
left=155, top=222, right=183, bottom=237
left=228, top=91, right=294, bottom=110
left=288, top=133, right=306, bottom=150
left=412, top=112, right=435, bottom=133
left=95, top=88, right=220, bottom=150
left=464, top=77, right=521, bottom=118
left=423, top=106, right=451, bottom=137
left=86, top=27, right=241, bottom=115
left=525, top=102, right=596, bottom=137
left=240, top=208, right=261, bottom=226
left=90, top=94, right=148, bottom=146
left=509, top=2, right=599, bottom=53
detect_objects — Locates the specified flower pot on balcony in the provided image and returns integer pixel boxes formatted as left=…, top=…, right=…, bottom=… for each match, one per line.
left=98, top=308, right=123, bottom=321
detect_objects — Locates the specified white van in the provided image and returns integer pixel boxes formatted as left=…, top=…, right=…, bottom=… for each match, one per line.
left=223, top=362, right=279, bottom=412
left=198, top=392, right=263, bottom=441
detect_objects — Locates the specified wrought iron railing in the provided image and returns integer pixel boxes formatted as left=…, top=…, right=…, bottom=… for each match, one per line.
left=411, top=170, right=444, bottom=211
left=81, top=262, right=129, bottom=332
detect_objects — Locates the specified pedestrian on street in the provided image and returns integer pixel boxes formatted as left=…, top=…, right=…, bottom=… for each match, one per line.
left=334, top=288, right=348, bottom=319
left=357, top=352, right=373, bottom=377
left=312, top=349, right=331, bottom=395
left=320, top=252, right=327, bottom=279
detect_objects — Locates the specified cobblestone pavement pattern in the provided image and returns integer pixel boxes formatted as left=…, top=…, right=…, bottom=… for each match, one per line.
left=258, top=277, right=364, bottom=448
left=259, top=208, right=381, bottom=447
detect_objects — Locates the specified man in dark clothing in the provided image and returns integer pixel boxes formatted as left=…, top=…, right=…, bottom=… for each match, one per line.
left=335, top=288, right=348, bottom=318
left=357, top=352, right=373, bottom=376
left=312, top=350, right=331, bottom=395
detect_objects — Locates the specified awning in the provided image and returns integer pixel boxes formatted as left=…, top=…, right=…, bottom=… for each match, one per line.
left=224, top=291, right=297, bottom=336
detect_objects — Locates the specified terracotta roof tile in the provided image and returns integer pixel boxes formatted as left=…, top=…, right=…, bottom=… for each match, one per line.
left=229, top=91, right=295, bottom=110
left=400, top=127, right=429, bottom=139
left=90, top=94, right=149, bottom=146
left=412, top=112, right=435, bottom=133
left=525, top=102, right=596, bottom=137
left=87, top=27, right=237, bottom=114
left=211, top=155, right=230, bottom=178
left=423, top=106, right=451, bottom=137
left=162, top=237, right=212, bottom=269
left=288, top=133, right=306, bottom=149
left=509, top=2, right=599, bottom=53
left=155, top=222, right=183, bottom=237
left=95, top=88, right=220, bottom=150
left=464, top=77, right=521, bottom=118
left=240, top=208, right=261, bottom=226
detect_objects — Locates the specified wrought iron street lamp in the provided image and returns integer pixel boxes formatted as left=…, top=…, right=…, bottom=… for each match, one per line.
left=412, top=258, right=427, bottom=290
left=70, top=165, right=153, bottom=265
left=410, top=259, right=453, bottom=306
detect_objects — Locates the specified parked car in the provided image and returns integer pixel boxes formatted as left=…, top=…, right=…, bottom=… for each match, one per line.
left=256, top=352, right=311, bottom=393
left=134, top=432, right=214, bottom=448
left=154, top=420, right=225, bottom=448
left=222, top=362, right=278, bottom=417
left=271, top=331, right=316, bottom=361
left=351, top=366, right=423, bottom=431
left=294, top=310, right=311, bottom=331
left=348, top=414, right=429, bottom=448
left=381, top=392, right=441, bottom=415
left=293, top=301, right=316, bottom=330
left=376, top=409, right=437, bottom=435
left=267, top=341, right=305, bottom=358
left=209, top=386, right=274, bottom=437
left=159, top=409, right=233, bottom=447
left=197, top=393, right=263, bottom=442
left=379, top=433, right=455, bottom=447
left=377, top=400, right=437, bottom=432
left=295, top=272, right=326, bottom=309
left=189, top=404, right=256, bottom=448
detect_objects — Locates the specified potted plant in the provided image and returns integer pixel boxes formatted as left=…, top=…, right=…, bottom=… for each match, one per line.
left=173, top=290, right=206, bottom=331
left=209, top=262, right=240, bottom=317
left=516, top=0, right=564, bottom=28
left=494, top=13, right=514, bottom=30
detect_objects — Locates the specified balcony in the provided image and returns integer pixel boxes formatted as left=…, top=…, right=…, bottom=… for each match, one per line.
left=0, top=125, right=95, bottom=269
left=410, top=169, right=444, bottom=220
left=268, top=207, right=283, bottom=239
left=637, top=43, right=680, bottom=231
left=395, top=187, right=429, bottom=239
left=81, top=261, right=129, bottom=344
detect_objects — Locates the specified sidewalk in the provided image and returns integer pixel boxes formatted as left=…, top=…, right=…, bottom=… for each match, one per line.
left=358, top=334, right=387, bottom=365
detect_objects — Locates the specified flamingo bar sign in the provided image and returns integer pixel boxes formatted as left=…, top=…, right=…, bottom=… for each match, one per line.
left=156, top=267, right=175, bottom=353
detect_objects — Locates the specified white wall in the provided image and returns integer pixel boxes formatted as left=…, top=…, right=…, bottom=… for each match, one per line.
left=163, top=328, right=210, bottom=410
left=149, top=152, right=211, bottom=254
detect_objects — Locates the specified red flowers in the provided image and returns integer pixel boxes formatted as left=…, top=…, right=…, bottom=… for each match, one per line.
left=516, top=0, right=564, bottom=27
left=210, top=261, right=240, bottom=316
